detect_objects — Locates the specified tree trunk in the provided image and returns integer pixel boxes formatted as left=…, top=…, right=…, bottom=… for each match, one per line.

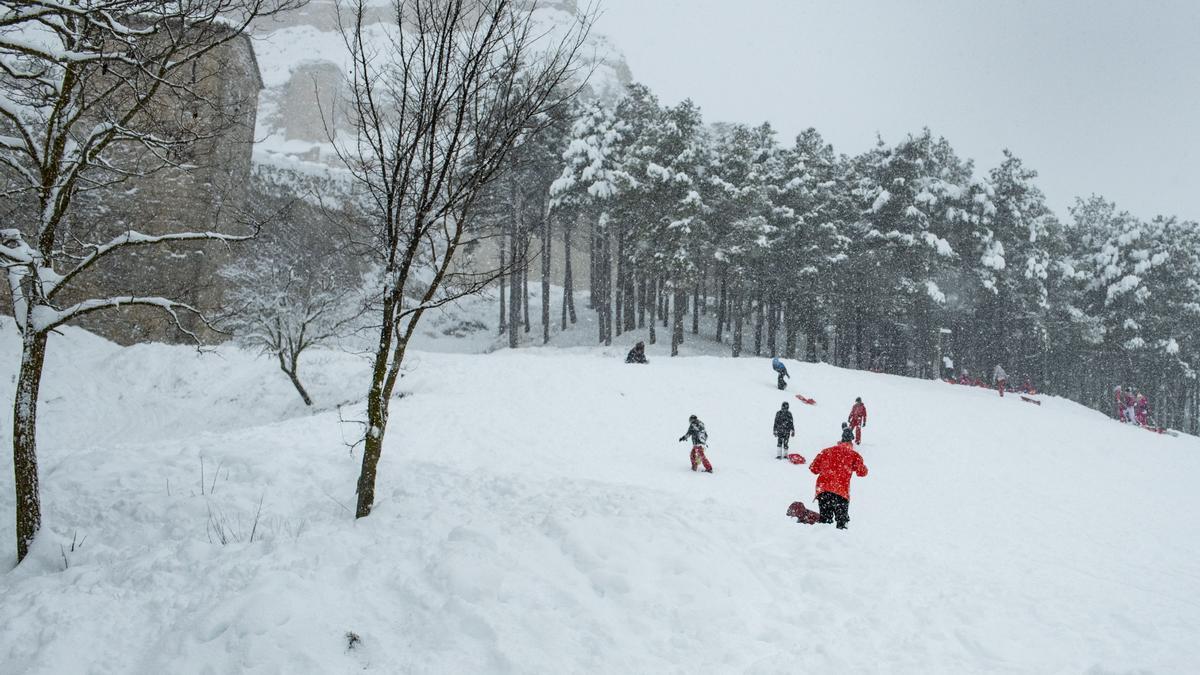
left=623, top=262, right=636, bottom=332
left=12, top=329, right=48, bottom=563
left=562, top=220, right=576, bottom=328
left=509, top=219, right=521, bottom=349
left=598, top=221, right=612, bottom=346
left=649, top=277, right=658, bottom=344
left=522, top=261, right=531, bottom=334
left=671, top=283, right=686, bottom=356
left=692, top=280, right=700, bottom=335
left=766, top=300, right=778, bottom=356
left=498, top=230, right=507, bottom=335
left=753, top=294, right=764, bottom=356
left=279, top=351, right=313, bottom=406
left=638, top=276, right=646, bottom=329
left=356, top=293, right=404, bottom=519
left=715, top=272, right=726, bottom=342
left=732, top=285, right=744, bottom=357
left=660, top=277, right=669, bottom=328
left=587, top=218, right=597, bottom=310
left=614, top=234, right=624, bottom=338
left=542, top=208, right=551, bottom=345
left=784, top=302, right=798, bottom=359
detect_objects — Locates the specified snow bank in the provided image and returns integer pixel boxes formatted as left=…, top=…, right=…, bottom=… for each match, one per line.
left=1, top=321, right=1198, bottom=673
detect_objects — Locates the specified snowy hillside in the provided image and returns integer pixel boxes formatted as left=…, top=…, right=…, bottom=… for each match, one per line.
left=2, top=319, right=1199, bottom=673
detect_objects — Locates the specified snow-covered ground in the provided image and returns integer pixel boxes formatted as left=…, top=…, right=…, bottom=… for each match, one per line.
left=2, top=313, right=1199, bottom=674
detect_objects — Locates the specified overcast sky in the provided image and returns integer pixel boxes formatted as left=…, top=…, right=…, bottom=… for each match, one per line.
left=593, top=0, right=1200, bottom=222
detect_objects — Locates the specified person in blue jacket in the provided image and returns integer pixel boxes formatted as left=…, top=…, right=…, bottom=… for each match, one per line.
left=772, top=356, right=789, bottom=390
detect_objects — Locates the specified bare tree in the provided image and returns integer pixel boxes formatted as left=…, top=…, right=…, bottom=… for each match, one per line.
left=0, top=0, right=302, bottom=564
left=330, top=0, right=592, bottom=518
left=222, top=217, right=366, bottom=406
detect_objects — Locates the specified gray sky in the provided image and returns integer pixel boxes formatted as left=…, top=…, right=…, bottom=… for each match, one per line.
left=593, top=0, right=1200, bottom=222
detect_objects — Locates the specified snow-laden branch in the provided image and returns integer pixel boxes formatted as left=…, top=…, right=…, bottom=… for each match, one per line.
left=48, top=228, right=255, bottom=299
left=30, top=294, right=208, bottom=337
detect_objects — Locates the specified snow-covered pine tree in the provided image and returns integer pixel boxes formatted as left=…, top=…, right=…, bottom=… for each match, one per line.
left=848, top=130, right=969, bottom=376
left=550, top=100, right=626, bottom=345
left=772, top=128, right=851, bottom=363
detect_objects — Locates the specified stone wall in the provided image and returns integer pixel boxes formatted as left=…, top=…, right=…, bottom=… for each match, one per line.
left=63, top=35, right=263, bottom=344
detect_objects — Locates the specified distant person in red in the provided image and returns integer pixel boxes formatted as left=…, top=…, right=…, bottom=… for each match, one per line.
left=1134, top=393, right=1151, bottom=427
left=993, top=364, right=1008, bottom=397
left=1021, top=376, right=1036, bottom=395
left=1121, top=388, right=1137, bottom=423
left=847, top=397, right=867, bottom=445
left=808, top=425, right=869, bottom=530
left=1114, top=386, right=1126, bottom=422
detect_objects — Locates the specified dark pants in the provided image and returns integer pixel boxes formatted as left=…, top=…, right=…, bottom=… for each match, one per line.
left=817, top=491, right=850, bottom=529
left=777, top=373, right=787, bottom=390
left=775, top=434, right=789, bottom=456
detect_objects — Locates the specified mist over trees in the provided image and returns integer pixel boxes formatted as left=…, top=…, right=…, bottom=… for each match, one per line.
left=489, top=82, right=1200, bottom=433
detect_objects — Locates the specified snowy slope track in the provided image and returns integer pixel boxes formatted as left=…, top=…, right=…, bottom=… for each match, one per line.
left=2, top=324, right=1199, bottom=673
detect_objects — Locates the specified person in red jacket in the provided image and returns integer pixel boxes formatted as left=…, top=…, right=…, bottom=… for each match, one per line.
left=1134, top=392, right=1151, bottom=427
left=847, top=397, right=867, bottom=445
left=808, top=425, right=869, bottom=529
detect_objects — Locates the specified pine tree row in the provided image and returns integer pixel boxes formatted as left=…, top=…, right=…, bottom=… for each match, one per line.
left=487, top=83, right=1200, bottom=433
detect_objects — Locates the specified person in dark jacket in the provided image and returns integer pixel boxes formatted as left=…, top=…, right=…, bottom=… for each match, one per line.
left=678, top=414, right=711, bottom=472
left=773, top=402, right=795, bottom=459
left=625, top=341, right=648, bottom=364
left=808, top=425, right=869, bottom=529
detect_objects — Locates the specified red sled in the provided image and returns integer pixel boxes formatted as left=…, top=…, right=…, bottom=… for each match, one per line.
left=786, top=453, right=807, bottom=465
left=1020, top=395, right=1042, bottom=406
left=787, top=501, right=820, bottom=524
left=794, top=395, right=817, bottom=405
left=1141, top=426, right=1178, bottom=436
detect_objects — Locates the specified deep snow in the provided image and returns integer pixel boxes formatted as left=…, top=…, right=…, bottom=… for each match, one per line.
left=1, top=317, right=1199, bottom=674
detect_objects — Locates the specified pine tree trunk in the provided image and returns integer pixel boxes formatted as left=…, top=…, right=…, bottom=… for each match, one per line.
left=753, top=294, right=764, bottom=356
left=660, top=278, right=669, bottom=329
left=623, top=263, right=636, bottom=333
left=588, top=218, right=597, bottom=310
left=562, top=220, right=576, bottom=328
left=716, top=272, right=726, bottom=342
left=638, top=276, right=646, bottom=329
left=13, top=329, right=48, bottom=563
left=691, top=280, right=700, bottom=335
left=509, top=218, right=521, bottom=349
left=671, top=283, right=685, bottom=356
left=732, top=285, right=744, bottom=357
left=648, top=277, right=658, bottom=345
left=784, top=302, right=798, bottom=359
left=614, top=234, right=624, bottom=338
left=498, top=230, right=507, bottom=335
left=598, top=222, right=612, bottom=346
left=522, top=263, right=531, bottom=334
left=542, top=207, right=551, bottom=345
left=766, top=300, right=778, bottom=356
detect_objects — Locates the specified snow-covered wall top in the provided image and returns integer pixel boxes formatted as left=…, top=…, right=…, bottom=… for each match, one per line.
left=249, top=0, right=632, bottom=169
